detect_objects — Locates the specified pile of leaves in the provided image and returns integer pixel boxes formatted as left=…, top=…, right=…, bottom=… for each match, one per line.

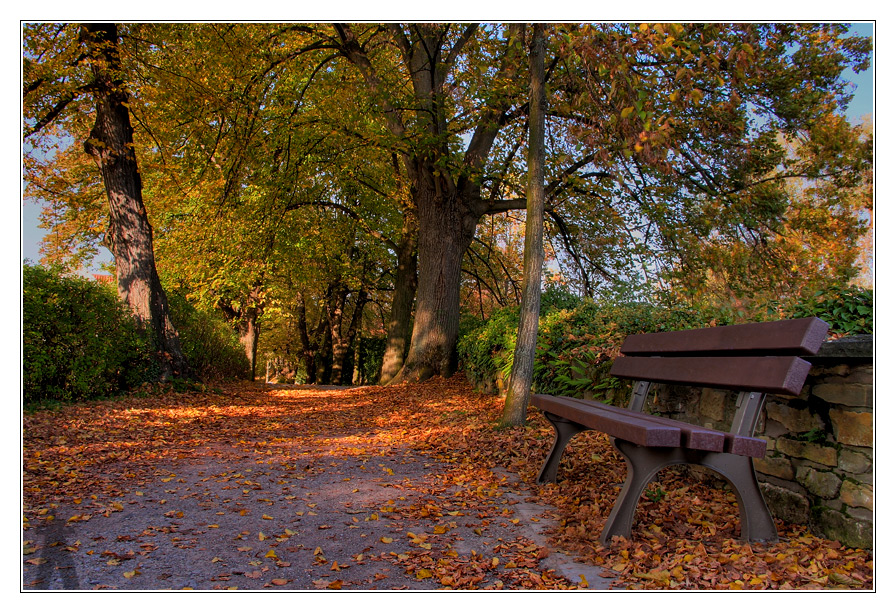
left=22, top=376, right=873, bottom=590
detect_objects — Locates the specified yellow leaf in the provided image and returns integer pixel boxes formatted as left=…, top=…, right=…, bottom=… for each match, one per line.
left=207, top=524, right=219, bottom=528
left=265, top=549, right=278, bottom=559
left=621, top=106, right=634, bottom=119
left=433, top=525, right=448, bottom=534
left=416, top=569, right=433, bottom=579
left=258, top=532, right=267, bottom=540
left=313, top=547, right=323, bottom=555
left=331, top=561, right=340, bottom=571
left=381, top=537, right=393, bottom=544
left=262, top=514, right=273, bottom=520
left=123, top=569, right=140, bottom=578
left=327, top=579, right=343, bottom=590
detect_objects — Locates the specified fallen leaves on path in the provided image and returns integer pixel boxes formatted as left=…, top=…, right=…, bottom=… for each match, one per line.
left=22, top=375, right=872, bottom=590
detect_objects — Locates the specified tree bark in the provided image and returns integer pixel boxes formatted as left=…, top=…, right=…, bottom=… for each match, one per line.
left=331, top=288, right=367, bottom=384
left=502, top=23, right=546, bottom=427
left=379, top=211, right=418, bottom=384
left=219, top=295, right=263, bottom=381
left=393, top=174, right=479, bottom=382
left=81, top=23, right=190, bottom=380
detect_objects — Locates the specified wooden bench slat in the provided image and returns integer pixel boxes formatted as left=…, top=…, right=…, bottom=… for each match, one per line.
left=619, top=317, right=829, bottom=357
left=533, top=394, right=681, bottom=448
left=609, top=355, right=812, bottom=396
left=551, top=396, right=726, bottom=452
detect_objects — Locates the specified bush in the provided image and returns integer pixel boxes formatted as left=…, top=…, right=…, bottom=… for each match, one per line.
left=166, top=291, right=250, bottom=381
left=458, top=291, right=724, bottom=401
left=22, top=265, right=155, bottom=405
left=783, top=285, right=872, bottom=336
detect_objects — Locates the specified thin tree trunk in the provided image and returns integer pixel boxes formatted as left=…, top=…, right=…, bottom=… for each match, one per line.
left=502, top=23, right=546, bottom=427
left=332, top=289, right=368, bottom=384
left=295, top=292, right=317, bottom=383
left=379, top=214, right=418, bottom=384
left=81, top=23, right=189, bottom=380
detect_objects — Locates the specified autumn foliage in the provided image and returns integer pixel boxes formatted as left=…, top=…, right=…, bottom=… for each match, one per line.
left=23, top=377, right=872, bottom=590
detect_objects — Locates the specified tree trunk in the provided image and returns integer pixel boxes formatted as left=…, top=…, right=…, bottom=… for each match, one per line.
left=295, top=292, right=317, bottom=383
left=379, top=213, right=418, bottom=384
left=81, top=23, right=190, bottom=380
left=503, top=23, right=546, bottom=427
left=235, top=315, right=260, bottom=381
left=332, top=289, right=367, bottom=385
left=218, top=285, right=264, bottom=381
left=393, top=178, right=478, bottom=382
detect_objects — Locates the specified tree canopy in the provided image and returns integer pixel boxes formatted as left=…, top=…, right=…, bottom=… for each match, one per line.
left=23, top=22, right=873, bottom=385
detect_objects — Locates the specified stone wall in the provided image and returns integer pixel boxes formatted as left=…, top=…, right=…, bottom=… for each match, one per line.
left=646, top=336, right=873, bottom=549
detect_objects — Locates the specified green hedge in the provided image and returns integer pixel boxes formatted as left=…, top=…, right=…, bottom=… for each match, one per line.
left=458, top=284, right=872, bottom=402
left=23, top=265, right=155, bottom=404
left=23, top=265, right=249, bottom=406
left=166, top=291, right=249, bottom=382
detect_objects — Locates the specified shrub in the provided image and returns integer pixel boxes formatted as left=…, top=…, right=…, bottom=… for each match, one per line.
left=784, top=285, right=872, bottom=336
left=458, top=292, right=724, bottom=401
left=22, top=265, right=155, bottom=405
left=166, top=291, right=250, bottom=381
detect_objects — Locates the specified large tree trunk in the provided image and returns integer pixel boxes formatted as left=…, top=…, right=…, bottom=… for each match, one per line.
left=81, top=23, right=190, bottom=380
left=393, top=176, right=479, bottom=382
left=502, top=23, right=547, bottom=427
left=378, top=212, right=418, bottom=384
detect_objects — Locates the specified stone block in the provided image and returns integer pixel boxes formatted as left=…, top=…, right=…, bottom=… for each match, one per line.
left=776, top=437, right=838, bottom=466
left=815, top=507, right=873, bottom=549
left=765, top=401, right=824, bottom=434
left=796, top=465, right=841, bottom=499
left=759, top=482, right=809, bottom=525
left=813, top=383, right=872, bottom=408
left=830, top=409, right=873, bottom=447
left=840, top=480, right=873, bottom=511
left=754, top=456, right=795, bottom=480
left=839, top=448, right=872, bottom=474
left=698, top=388, right=726, bottom=421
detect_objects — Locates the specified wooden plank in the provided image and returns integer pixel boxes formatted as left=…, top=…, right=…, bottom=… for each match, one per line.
left=609, top=355, right=812, bottom=396
left=532, top=395, right=680, bottom=447
left=619, top=317, right=829, bottom=357
left=726, top=434, right=767, bottom=458
left=556, top=397, right=726, bottom=453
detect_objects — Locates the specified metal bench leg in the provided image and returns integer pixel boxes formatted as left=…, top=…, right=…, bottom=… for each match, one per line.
left=537, top=412, right=589, bottom=484
left=601, top=439, right=682, bottom=544
left=700, top=453, right=778, bottom=543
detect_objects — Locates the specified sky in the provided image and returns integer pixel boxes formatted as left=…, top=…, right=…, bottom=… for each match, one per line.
left=16, top=21, right=876, bottom=274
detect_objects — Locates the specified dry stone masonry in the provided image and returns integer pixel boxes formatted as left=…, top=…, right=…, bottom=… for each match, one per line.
left=647, top=335, right=873, bottom=549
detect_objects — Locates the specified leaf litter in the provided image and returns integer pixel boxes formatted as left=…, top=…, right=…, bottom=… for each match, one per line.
left=22, top=375, right=872, bottom=590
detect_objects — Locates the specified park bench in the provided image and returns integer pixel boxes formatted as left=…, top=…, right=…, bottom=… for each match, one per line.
left=532, top=317, right=829, bottom=544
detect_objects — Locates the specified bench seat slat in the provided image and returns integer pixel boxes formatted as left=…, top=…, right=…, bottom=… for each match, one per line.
left=558, top=396, right=726, bottom=452
left=619, top=317, right=829, bottom=357
left=610, top=355, right=811, bottom=396
left=533, top=395, right=768, bottom=458
left=533, top=394, right=680, bottom=448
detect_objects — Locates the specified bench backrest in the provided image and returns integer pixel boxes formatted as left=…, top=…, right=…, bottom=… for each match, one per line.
left=609, top=317, right=829, bottom=396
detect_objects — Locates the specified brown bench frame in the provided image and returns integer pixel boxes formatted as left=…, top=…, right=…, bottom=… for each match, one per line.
left=533, top=317, right=829, bottom=545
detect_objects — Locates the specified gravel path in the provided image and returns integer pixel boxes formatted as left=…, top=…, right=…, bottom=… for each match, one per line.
left=23, top=415, right=614, bottom=591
